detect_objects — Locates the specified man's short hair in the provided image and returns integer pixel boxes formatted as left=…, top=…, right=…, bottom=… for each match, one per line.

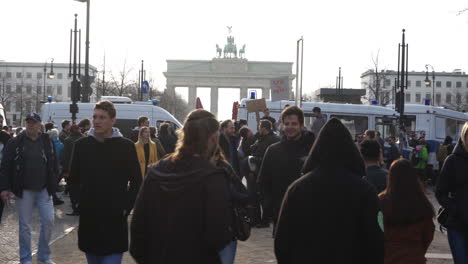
left=45, top=122, right=54, bottom=132
left=312, top=107, right=321, bottom=113
left=220, top=119, right=233, bottom=130
left=259, top=119, right=272, bottom=131
left=365, top=130, right=376, bottom=139
left=360, top=140, right=381, bottom=162
left=263, top=108, right=270, bottom=113
left=137, top=116, right=149, bottom=126
left=78, top=118, right=91, bottom=128
left=239, top=126, right=250, bottom=138
left=94, top=100, right=116, bottom=118
left=61, top=120, right=71, bottom=129
left=281, top=105, right=304, bottom=125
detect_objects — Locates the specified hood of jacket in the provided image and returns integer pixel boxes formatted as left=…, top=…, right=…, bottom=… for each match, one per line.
left=145, top=156, right=222, bottom=194
left=87, top=127, right=123, bottom=138
left=453, top=138, right=468, bottom=158
left=302, top=118, right=365, bottom=177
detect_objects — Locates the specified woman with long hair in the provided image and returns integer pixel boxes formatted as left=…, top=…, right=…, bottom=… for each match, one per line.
left=379, top=159, right=435, bottom=264
left=130, top=109, right=231, bottom=264
left=436, top=122, right=468, bottom=263
left=135, top=126, right=159, bottom=178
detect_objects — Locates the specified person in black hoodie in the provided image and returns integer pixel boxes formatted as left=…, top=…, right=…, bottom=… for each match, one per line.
left=130, top=109, right=232, bottom=264
left=436, top=122, right=468, bottom=264
left=274, top=118, right=384, bottom=264
left=257, top=106, right=314, bottom=228
left=68, top=101, right=142, bottom=264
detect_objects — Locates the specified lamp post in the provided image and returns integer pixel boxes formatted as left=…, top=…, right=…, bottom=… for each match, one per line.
left=424, top=64, right=435, bottom=106
left=74, top=0, right=90, bottom=102
left=295, top=36, right=304, bottom=107
left=43, top=58, right=55, bottom=101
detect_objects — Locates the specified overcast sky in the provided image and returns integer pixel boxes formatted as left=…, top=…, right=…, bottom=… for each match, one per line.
left=1, top=0, right=467, bottom=119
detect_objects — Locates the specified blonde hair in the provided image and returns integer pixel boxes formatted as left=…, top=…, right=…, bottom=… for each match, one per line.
left=461, top=122, right=468, bottom=146
left=136, top=126, right=154, bottom=145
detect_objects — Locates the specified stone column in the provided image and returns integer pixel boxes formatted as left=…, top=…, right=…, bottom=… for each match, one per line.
left=240, top=87, right=248, bottom=100
left=166, top=85, right=176, bottom=114
left=210, top=87, right=218, bottom=118
left=262, top=87, right=270, bottom=99
left=188, top=86, right=197, bottom=109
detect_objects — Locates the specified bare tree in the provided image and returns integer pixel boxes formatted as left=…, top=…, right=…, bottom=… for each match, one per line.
left=444, top=91, right=468, bottom=112
left=364, top=50, right=391, bottom=105
left=152, top=89, right=191, bottom=122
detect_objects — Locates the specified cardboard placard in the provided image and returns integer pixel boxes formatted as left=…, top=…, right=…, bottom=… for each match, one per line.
left=246, top=98, right=267, bottom=113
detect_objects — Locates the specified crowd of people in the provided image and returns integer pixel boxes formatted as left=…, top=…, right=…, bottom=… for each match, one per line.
left=0, top=101, right=467, bottom=264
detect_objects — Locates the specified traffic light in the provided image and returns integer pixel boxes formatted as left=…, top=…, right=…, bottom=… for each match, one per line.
left=395, top=91, right=404, bottom=114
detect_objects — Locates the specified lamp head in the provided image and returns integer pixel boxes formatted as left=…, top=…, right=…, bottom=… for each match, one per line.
left=425, top=70, right=430, bottom=87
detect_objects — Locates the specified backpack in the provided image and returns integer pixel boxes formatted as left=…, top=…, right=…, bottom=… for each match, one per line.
left=437, top=145, right=448, bottom=163
left=410, top=149, right=420, bottom=166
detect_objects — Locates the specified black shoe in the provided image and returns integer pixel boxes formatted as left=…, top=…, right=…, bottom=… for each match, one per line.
left=53, top=199, right=64, bottom=206
left=256, top=223, right=270, bottom=228
left=66, top=211, right=80, bottom=216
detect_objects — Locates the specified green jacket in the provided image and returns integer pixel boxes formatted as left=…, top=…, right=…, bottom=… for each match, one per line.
left=415, top=145, right=428, bottom=169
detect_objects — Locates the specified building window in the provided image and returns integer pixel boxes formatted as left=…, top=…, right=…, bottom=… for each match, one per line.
left=6, top=84, right=11, bottom=93
left=16, top=84, right=22, bottom=93
left=15, top=101, right=21, bottom=112
left=46, top=85, right=52, bottom=95
left=26, top=85, right=32, bottom=94
left=385, top=79, right=391, bottom=86
left=416, top=80, right=421, bottom=87
left=37, top=72, right=43, bottom=79
left=12, top=114, right=16, bottom=122
left=466, top=82, right=468, bottom=88
left=405, top=93, right=411, bottom=103
left=6, top=72, right=12, bottom=78
left=415, top=93, right=421, bottom=103
left=57, top=73, right=63, bottom=79
left=425, top=93, right=431, bottom=100
left=456, top=81, right=462, bottom=88
left=16, top=72, right=22, bottom=79
left=25, top=101, right=32, bottom=113
left=436, top=81, right=442, bottom=88
left=5, top=103, right=10, bottom=112
left=446, top=81, right=452, bottom=88
left=57, top=85, right=62, bottom=95
left=26, top=72, right=32, bottom=79
left=436, top=93, right=441, bottom=105
left=407, top=80, right=411, bottom=87
left=446, top=94, right=452, bottom=104
left=456, top=93, right=462, bottom=104
left=37, top=85, right=42, bottom=94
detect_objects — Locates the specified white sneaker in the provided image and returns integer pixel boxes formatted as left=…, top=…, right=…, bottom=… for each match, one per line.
left=38, top=260, right=56, bottom=264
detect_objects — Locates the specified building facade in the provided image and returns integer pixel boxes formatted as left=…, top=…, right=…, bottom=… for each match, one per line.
left=0, top=61, right=97, bottom=126
left=361, top=69, right=468, bottom=111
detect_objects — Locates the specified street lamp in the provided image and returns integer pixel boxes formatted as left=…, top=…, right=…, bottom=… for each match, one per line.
left=43, top=58, right=55, bottom=101
left=424, top=64, right=435, bottom=106
left=74, top=0, right=91, bottom=102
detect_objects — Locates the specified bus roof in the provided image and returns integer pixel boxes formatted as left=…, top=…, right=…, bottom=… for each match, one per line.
left=386, top=104, right=468, bottom=120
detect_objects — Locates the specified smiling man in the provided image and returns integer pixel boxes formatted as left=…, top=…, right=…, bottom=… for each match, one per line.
left=68, top=100, right=141, bottom=264
left=257, top=106, right=315, bottom=230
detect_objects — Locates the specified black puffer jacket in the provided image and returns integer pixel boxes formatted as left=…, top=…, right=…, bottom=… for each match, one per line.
left=436, top=139, right=468, bottom=231
left=257, top=130, right=314, bottom=222
left=274, top=118, right=383, bottom=264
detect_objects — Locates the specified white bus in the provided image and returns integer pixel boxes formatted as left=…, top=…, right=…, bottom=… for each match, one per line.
left=41, top=101, right=182, bottom=138
left=238, top=99, right=399, bottom=139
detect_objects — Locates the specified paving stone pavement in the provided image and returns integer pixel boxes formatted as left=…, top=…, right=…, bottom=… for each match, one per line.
left=0, top=188, right=455, bottom=264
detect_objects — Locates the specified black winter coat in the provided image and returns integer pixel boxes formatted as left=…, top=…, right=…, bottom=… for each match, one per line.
left=436, top=139, right=468, bottom=231
left=0, top=132, right=58, bottom=198
left=219, top=133, right=240, bottom=175
left=158, top=132, right=177, bottom=154
left=257, top=130, right=314, bottom=222
left=130, top=156, right=231, bottom=264
left=274, top=118, right=383, bottom=264
left=60, top=132, right=83, bottom=173
left=68, top=132, right=142, bottom=255
left=250, top=131, right=280, bottom=159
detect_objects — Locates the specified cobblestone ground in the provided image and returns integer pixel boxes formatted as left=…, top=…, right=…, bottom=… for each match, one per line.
left=0, top=188, right=455, bottom=264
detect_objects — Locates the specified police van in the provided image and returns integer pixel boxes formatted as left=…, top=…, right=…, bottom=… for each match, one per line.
left=40, top=97, right=182, bottom=138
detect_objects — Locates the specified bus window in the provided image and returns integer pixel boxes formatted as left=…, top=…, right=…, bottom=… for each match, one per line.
left=376, top=117, right=397, bottom=139
left=402, top=115, right=416, bottom=134
left=329, top=115, right=368, bottom=136
left=446, top=119, right=458, bottom=139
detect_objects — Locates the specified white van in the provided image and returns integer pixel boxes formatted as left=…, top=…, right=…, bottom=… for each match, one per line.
left=41, top=102, right=182, bottom=138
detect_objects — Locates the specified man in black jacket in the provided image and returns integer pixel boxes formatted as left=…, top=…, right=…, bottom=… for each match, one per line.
left=360, top=139, right=388, bottom=194
left=250, top=120, right=280, bottom=159
left=68, top=101, right=141, bottom=263
left=0, top=113, right=59, bottom=264
left=274, top=118, right=384, bottom=264
left=257, top=106, right=314, bottom=228
left=219, top=119, right=240, bottom=175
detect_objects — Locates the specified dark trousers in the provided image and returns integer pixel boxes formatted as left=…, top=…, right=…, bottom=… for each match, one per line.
left=448, top=228, right=468, bottom=264
left=0, top=199, right=4, bottom=223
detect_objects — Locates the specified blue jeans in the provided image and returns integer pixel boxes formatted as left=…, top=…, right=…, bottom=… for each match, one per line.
left=85, top=253, right=123, bottom=264
left=219, top=240, right=237, bottom=264
left=16, top=189, right=54, bottom=263
left=448, top=228, right=468, bottom=264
